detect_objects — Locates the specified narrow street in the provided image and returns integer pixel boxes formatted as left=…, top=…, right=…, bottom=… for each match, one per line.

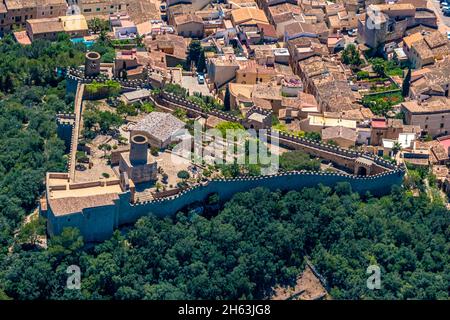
left=428, top=0, right=450, bottom=33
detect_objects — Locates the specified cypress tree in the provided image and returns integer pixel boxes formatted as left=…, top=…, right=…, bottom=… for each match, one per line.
left=402, top=68, right=411, bottom=97
left=224, top=84, right=231, bottom=110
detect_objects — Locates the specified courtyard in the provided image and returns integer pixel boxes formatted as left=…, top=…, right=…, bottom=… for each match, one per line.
left=181, top=75, right=212, bottom=96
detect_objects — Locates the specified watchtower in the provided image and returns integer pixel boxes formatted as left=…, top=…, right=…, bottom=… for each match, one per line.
left=85, top=51, right=101, bottom=77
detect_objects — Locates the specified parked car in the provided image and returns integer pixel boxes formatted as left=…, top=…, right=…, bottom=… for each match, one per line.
left=347, top=29, right=357, bottom=36
left=197, top=74, right=205, bottom=84
left=441, top=2, right=448, bottom=7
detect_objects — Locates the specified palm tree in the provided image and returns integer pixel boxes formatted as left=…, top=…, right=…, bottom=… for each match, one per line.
left=135, top=34, right=144, bottom=48
left=99, top=30, right=110, bottom=45
left=392, top=141, right=402, bottom=155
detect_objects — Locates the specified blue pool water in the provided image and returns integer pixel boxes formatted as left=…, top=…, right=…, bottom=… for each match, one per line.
left=71, top=38, right=94, bottom=48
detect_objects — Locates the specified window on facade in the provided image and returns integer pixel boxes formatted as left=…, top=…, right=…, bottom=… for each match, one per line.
left=440, top=123, right=444, bottom=128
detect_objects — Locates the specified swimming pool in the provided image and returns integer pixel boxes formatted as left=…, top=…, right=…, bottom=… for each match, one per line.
left=70, top=37, right=94, bottom=48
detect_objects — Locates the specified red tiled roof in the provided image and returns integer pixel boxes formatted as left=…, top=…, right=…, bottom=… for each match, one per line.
left=438, top=137, right=450, bottom=150
left=13, top=30, right=31, bottom=45
left=371, top=119, right=387, bottom=129
left=256, top=23, right=277, bottom=38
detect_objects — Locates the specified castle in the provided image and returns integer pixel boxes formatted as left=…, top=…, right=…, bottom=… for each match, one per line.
left=39, top=53, right=406, bottom=242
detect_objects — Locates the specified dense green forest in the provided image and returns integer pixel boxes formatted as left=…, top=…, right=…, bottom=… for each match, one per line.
left=0, top=35, right=448, bottom=300
left=0, top=35, right=85, bottom=255
left=1, top=185, right=448, bottom=299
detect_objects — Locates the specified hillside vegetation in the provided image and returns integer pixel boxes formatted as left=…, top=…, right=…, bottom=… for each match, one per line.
left=1, top=185, right=448, bottom=300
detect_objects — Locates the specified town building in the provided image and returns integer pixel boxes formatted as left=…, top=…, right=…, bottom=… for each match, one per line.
left=114, top=49, right=147, bottom=80
left=173, top=13, right=204, bottom=38
left=144, top=33, right=188, bottom=68
left=283, top=21, right=329, bottom=43
left=300, top=112, right=357, bottom=133
left=401, top=97, right=450, bottom=138
left=370, top=117, right=420, bottom=146
left=0, top=0, right=67, bottom=34
left=120, top=89, right=152, bottom=105
left=207, top=54, right=241, bottom=89
left=297, top=55, right=358, bottom=112
left=131, top=112, right=186, bottom=149
left=26, top=17, right=64, bottom=41
left=321, top=126, right=357, bottom=148
left=230, top=7, right=269, bottom=27
left=166, top=0, right=210, bottom=11
left=266, top=2, right=303, bottom=25
left=25, top=15, right=88, bottom=42
left=110, top=13, right=137, bottom=40
left=403, top=31, right=450, bottom=69
left=358, top=3, right=437, bottom=49
left=75, top=0, right=159, bottom=24
left=228, top=82, right=255, bottom=110
left=409, top=58, right=450, bottom=100
left=325, top=7, right=357, bottom=33
left=238, top=23, right=278, bottom=45
left=73, top=0, right=128, bottom=17
left=252, top=82, right=283, bottom=112
left=235, top=60, right=278, bottom=84
left=59, top=15, right=89, bottom=38
left=286, top=36, right=328, bottom=74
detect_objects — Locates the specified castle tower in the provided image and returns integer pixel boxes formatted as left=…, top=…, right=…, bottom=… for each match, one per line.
left=85, top=51, right=101, bottom=77
left=130, top=134, right=149, bottom=165
left=119, top=134, right=157, bottom=184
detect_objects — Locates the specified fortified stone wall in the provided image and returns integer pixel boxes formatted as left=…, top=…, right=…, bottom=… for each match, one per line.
left=56, top=114, right=75, bottom=152
left=47, top=197, right=120, bottom=243
left=48, top=169, right=405, bottom=242
left=47, top=72, right=406, bottom=242
left=127, top=170, right=404, bottom=218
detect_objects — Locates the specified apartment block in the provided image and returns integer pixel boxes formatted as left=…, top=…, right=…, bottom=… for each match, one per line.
left=0, top=0, right=67, bottom=34
left=402, top=97, right=450, bottom=138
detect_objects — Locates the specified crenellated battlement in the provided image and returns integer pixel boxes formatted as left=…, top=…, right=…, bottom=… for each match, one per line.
left=47, top=69, right=407, bottom=242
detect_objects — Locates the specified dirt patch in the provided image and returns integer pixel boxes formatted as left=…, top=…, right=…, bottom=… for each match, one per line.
left=271, top=265, right=329, bottom=300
